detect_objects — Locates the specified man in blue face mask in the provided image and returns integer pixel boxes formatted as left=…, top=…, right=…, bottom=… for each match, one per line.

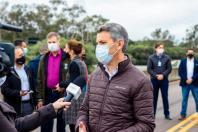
left=76, top=23, right=155, bottom=132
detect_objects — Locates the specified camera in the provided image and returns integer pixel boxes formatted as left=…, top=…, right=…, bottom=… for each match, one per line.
left=0, top=23, right=22, bottom=79
left=0, top=43, right=14, bottom=77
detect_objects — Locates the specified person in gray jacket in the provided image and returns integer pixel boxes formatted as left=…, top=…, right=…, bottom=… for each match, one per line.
left=147, top=42, right=172, bottom=120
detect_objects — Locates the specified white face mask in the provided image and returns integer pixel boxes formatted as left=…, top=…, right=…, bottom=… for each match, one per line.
left=157, top=49, right=164, bottom=54
left=23, top=48, right=28, bottom=55
left=48, top=43, right=60, bottom=52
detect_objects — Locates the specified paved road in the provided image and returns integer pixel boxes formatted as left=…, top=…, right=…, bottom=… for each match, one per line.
left=1, top=81, right=197, bottom=132
left=155, top=81, right=198, bottom=132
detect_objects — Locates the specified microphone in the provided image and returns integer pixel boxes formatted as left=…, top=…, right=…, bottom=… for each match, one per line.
left=64, top=83, right=81, bottom=102
left=64, top=75, right=86, bottom=102
left=57, top=76, right=86, bottom=114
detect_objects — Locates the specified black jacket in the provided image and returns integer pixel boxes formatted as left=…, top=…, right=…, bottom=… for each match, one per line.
left=0, top=101, right=56, bottom=132
left=1, top=66, right=35, bottom=115
left=147, top=53, right=172, bottom=79
left=37, top=50, right=70, bottom=103
left=59, top=56, right=88, bottom=89
left=179, top=58, right=198, bottom=87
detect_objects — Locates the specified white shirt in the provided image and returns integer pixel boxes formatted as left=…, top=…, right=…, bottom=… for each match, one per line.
left=103, top=56, right=128, bottom=80
left=103, top=65, right=118, bottom=80
left=14, top=65, right=30, bottom=101
left=187, top=58, right=194, bottom=79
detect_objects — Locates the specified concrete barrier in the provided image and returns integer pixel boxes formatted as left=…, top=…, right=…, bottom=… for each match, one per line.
left=137, top=66, right=180, bottom=82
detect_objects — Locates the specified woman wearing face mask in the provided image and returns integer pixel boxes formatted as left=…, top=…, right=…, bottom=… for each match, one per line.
left=56, top=39, right=88, bottom=132
left=1, top=47, right=36, bottom=117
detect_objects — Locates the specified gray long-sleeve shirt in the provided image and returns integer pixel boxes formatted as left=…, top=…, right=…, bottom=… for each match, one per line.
left=147, top=53, right=172, bottom=79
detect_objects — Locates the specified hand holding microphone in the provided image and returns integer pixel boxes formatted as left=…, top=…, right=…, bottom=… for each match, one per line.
left=52, top=98, right=71, bottom=113
left=62, top=76, right=86, bottom=102
left=57, top=76, right=86, bottom=114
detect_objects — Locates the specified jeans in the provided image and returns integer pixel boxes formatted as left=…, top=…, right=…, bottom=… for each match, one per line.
left=21, top=101, right=33, bottom=116
left=180, top=85, right=198, bottom=116
left=151, top=78, right=170, bottom=116
left=41, top=88, right=65, bottom=132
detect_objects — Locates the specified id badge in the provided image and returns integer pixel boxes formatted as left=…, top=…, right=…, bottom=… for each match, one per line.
left=64, top=64, right=68, bottom=70
left=158, top=61, right=162, bottom=67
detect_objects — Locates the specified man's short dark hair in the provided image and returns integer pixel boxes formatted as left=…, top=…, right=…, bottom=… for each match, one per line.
left=154, top=42, right=164, bottom=49
left=97, top=23, right=129, bottom=52
left=46, top=32, right=60, bottom=40
left=187, top=48, right=194, bottom=52
left=14, top=40, right=24, bottom=47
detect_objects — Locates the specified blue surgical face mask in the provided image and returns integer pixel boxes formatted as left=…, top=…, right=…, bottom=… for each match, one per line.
left=95, top=44, right=115, bottom=65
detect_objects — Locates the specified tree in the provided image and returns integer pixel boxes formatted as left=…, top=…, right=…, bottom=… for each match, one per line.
left=185, top=24, right=198, bottom=48
left=0, top=0, right=108, bottom=45
left=0, top=1, right=9, bottom=20
left=80, top=15, right=108, bottom=43
left=151, top=28, right=175, bottom=41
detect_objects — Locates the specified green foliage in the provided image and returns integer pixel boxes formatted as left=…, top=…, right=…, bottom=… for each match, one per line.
left=83, top=43, right=97, bottom=73
left=26, top=37, right=67, bottom=59
left=127, top=44, right=153, bottom=65
left=26, top=37, right=96, bottom=73
left=127, top=42, right=189, bottom=65
left=0, top=0, right=108, bottom=43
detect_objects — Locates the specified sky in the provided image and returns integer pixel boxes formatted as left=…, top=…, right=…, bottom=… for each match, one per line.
left=7, top=0, right=198, bottom=42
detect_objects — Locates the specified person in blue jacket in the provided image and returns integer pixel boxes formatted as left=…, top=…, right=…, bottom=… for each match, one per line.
left=178, top=48, right=198, bottom=120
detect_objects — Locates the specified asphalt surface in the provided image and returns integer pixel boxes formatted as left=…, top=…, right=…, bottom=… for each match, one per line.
left=1, top=81, right=197, bottom=132
left=33, top=81, right=198, bottom=132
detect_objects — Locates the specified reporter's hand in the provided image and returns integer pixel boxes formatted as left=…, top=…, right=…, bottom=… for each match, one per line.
left=37, top=101, right=43, bottom=109
left=79, top=122, right=87, bottom=132
left=20, top=90, right=28, bottom=96
left=52, top=98, right=71, bottom=112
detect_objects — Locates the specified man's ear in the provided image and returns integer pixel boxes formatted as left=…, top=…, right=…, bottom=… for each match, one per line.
left=117, top=39, right=124, bottom=50
left=57, top=41, right=61, bottom=46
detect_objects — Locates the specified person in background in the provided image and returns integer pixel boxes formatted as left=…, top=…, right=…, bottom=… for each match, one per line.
left=80, top=47, right=86, bottom=61
left=29, top=44, right=48, bottom=97
left=1, top=47, right=35, bottom=117
left=56, top=39, right=88, bottom=132
left=37, top=32, right=70, bottom=132
left=178, top=48, right=198, bottom=120
left=76, top=23, right=155, bottom=132
left=14, top=40, right=28, bottom=55
left=147, top=42, right=172, bottom=120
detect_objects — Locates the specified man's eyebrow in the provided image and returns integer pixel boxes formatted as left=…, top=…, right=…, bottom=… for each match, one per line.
left=48, top=41, right=56, bottom=43
left=97, top=40, right=107, bottom=44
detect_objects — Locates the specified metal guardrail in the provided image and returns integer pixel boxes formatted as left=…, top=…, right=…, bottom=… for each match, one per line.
left=167, top=113, right=198, bottom=132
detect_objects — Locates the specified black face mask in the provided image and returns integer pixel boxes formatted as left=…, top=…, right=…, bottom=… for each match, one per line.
left=16, top=56, right=26, bottom=65
left=81, top=54, right=86, bottom=60
left=187, top=54, right=194, bottom=59
left=65, top=52, right=70, bottom=59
